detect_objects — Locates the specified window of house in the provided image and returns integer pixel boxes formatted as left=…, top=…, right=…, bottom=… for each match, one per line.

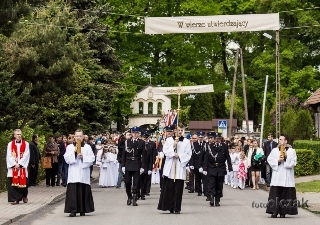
left=139, top=102, right=143, bottom=114
left=148, top=102, right=153, bottom=114
left=157, top=102, right=162, bottom=114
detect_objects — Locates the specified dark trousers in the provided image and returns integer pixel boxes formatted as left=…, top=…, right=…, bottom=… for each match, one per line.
left=28, top=164, right=39, bottom=186
left=139, top=173, right=149, bottom=197
left=57, top=161, right=68, bottom=185
left=147, top=174, right=152, bottom=193
left=194, top=169, right=203, bottom=194
left=208, top=175, right=224, bottom=199
left=188, top=170, right=194, bottom=191
left=159, top=169, right=163, bottom=189
left=202, top=173, right=208, bottom=196
left=45, top=163, right=58, bottom=186
left=125, top=170, right=140, bottom=198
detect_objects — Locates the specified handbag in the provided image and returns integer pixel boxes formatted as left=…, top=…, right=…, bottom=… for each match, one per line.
left=41, top=156, right=52, bottom=169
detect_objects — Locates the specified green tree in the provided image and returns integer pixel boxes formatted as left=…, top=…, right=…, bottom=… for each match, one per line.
left=188, top=93, right=213, bottom=121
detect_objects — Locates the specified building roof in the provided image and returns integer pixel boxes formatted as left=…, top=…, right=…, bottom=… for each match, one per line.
left=305, top=88, right=320, bottom=105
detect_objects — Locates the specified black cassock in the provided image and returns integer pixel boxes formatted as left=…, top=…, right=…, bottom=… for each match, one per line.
left=64, top=183, right=95, bottom=213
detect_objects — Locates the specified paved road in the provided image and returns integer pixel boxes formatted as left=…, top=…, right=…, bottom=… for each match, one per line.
left=11, top=182, right=320, bottom=225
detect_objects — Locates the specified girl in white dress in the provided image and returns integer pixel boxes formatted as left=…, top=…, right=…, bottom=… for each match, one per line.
left=107, top=146, right=118, bottom=187
left=97, top=146, right=109, bottom=188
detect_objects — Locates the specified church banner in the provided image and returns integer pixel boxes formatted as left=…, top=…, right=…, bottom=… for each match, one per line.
left=152, top=84, right=214, bottom=95
left=145, top=13, right=280, bottom=34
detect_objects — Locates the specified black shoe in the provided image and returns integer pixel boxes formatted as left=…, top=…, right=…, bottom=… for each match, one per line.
left=197, top=193, right=202, bottom=196
left=210, top=196, right=214, bottom=206
left=146, top=193, right=150, bottom=196
left=267, top=184, right=270, bottom=187
left=188, top=190, right=194, bottom=193
left=80, top=213, right=85, bottom=216
left=69, top=213, right=76, bottom=217
left=170, top=209, right=174, bottom=214
left=175, top=211, right=180, bottom=214
left=215, top=198, right=220, bottom=207
left=141, top=196, right=146, bottom=200
left=46, top=185, right=50, bottom=187
left=280, top=214, right=285, bottom=218
left=206, top=196, right=210, bottom=201
left=132, top=194, right=138, bottom=206
left=271, top=213, right=278, bottom=218
left=127, top=197, right=132, bottom=205
left=185, top=186, right=188, bottom=189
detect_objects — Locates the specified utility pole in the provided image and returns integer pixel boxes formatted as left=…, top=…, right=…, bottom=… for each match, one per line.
left=275, top=30, right=280, bottom=139
left=228, top=49, right=239, bottom=138
left=240, top=48, right=250, bottom=137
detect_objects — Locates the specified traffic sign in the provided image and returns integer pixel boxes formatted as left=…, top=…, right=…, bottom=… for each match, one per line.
left=218, top=120, right=227, bottom=129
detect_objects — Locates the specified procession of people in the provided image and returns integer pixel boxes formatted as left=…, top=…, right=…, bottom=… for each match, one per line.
left=5, top=124, right=298, bottom=219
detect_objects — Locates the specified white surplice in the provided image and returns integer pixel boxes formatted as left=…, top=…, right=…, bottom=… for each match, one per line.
left=162, top=137, right=192, bottom=180
left=64, top=143, right=95, bottom=185
left=6, top=141, right=30, bottom=177
left=267, top=147, right=297, bottom=187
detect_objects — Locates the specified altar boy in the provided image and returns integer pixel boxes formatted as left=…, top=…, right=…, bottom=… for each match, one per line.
left=64, top=129, right=95, bottom=217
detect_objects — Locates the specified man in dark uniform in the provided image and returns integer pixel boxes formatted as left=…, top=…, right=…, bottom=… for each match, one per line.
left=203, top=132, right=215, bottom=201
left=203, top=134, right=232, bottom=206
left=138, top=131, right=155, bottom=200
left=146, top=133, right=157, bottom=195
left=189, top=131, right=207, bottom=196
left=121, top=126, right=146, bottom=206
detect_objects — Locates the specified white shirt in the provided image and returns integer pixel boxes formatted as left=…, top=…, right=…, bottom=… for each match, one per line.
left=162, top=137, right=192, bottom=180
left=64, top=143, right=95, bottom=185
left=268, top=147, right=296, bottom=187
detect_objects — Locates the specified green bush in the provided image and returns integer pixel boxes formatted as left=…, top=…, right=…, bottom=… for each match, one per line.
left=293, top=140, right=320, bottom=158
left=295, top=149, right=317, bottom=176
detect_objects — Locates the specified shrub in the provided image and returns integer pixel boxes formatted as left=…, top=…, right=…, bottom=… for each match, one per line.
left=295, top=149, right=317, bottom=176
left=293, top=140, right=320, bottom=158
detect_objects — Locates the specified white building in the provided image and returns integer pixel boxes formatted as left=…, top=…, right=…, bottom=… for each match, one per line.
left=128, top=85, right=171, bottom=128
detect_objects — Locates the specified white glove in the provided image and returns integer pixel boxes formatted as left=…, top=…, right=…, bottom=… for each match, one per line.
left=186, top=166, right=190, bottom=172
left=203, top=171, right=207, bottom=176
left=159, top=152, right=164, bottom=158
left=199, top=167, right=203, bottom=173
left=140, top=168, right=144, bottom=175
left=148, top=170, right=152, bottom=175
left=190, top=166, right=194, bottom=170
left=122, top=167, right=125, bottom=174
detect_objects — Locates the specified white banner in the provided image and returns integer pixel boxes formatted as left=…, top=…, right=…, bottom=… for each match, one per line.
left=152, top=84, right=213, bottom=95
left=145, top=13, right=280, bottom=34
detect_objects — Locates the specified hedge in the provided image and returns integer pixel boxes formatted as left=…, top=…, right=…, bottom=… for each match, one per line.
left=295, top=149, right=318, bottom=176
left=293, top=140, right=320, bottom=158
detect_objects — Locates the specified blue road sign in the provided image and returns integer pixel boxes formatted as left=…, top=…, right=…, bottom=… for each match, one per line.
left=218, top=120, right=227, bottom=129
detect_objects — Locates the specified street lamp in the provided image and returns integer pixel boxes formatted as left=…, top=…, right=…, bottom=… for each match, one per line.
left=263, top=31, right=280, bottom=139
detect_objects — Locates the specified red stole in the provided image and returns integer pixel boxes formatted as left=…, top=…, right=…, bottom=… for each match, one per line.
left=11, top=140, right=27, bottom=188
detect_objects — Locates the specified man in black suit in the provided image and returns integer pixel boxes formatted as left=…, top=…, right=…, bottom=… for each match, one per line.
left=121, top=126, right=146, bottom=206
left=138, top=131, right=155, bottom=200
left=189, top=131, right=207, bottom=196
left=203, top=134, right=232, bottom=207
left=263, top=134, right=278, bottom=187
left=28, top=134, right=41, bottom=186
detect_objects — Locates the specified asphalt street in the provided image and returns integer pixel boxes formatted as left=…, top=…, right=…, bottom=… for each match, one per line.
left=11, top=181, right=320, bottom=225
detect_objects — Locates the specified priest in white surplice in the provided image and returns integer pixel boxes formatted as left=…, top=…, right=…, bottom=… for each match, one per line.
left=157, top=123, right=192, bottom=214
left=64, top=129, right=95, bottom=217
left=266, top=134, right=298, bottom=218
